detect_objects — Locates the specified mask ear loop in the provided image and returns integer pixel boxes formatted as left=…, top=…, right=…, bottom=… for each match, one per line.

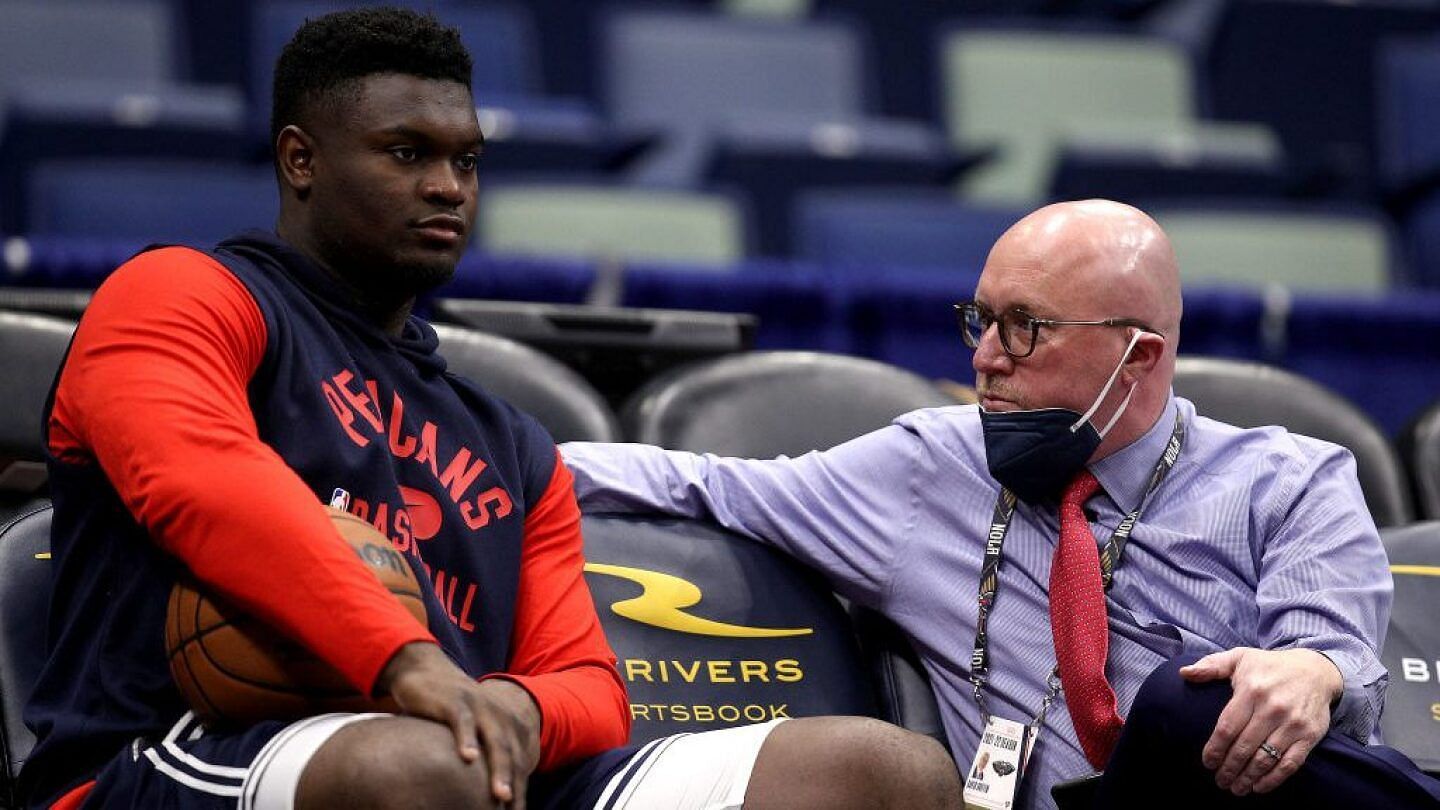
left=1071, top=329, right=1149, bottom=436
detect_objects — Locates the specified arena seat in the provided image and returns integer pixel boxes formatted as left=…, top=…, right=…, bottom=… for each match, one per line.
left=1378, top=520, right=1440, bottom=776
left=938, top=25, right=1195, bottom=203
left=848, top=605, right=949, bottom=748
left=1172, top=356, right=1413, bottom=527
left=1377, top=36, right=1440, bottom=197
left=479, top=183, right=749, bottom=267
left=0, top=503, right=53, bottom=807
left=430, top=324, right=622, bottom=443
left=1048, top=124, right=1289, bottom=203
left=793, top=190, right=1022, bottom=272
left=579, top=513, right=879, bottom=743
left=0, top=313, right=75, bottom=523
left=621, top=350, right=960, bottom=456
left=1153, top=203, right=1399, bottom=293
left=1399, top=400, right=1440, bottom=521
left=27, top=160, right=275, bottom=245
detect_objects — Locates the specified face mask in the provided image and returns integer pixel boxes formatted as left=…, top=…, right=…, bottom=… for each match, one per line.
left=980, top=330, right=1144, bottom=504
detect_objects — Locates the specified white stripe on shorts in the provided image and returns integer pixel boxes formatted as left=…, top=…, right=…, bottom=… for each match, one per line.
left=600, top=719, right=787, bottom=810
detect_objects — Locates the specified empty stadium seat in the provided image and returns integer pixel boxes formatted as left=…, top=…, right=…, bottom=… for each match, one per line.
left=1377, top=35, right=1440, bottom=197
left=1048, top=124, right=1288, bottom=202
left=26, top=160, right=275, bottom=245
left=0, top=503, right=53, bottom=806
left=479, top=184, right=749, bottom=267
left=1400, top=400, right=1440, bottom=521
left=430, top=324, right=621, bottom=443
left=0, top=81, right=248, bottom=235
left=580, top=513, right=879, bottom=742
left=1172, top=356, right=1412, bottom=527
left=621, top=350, right=959, bottom=456
left=601, top=10, right=869, bottom=129
left=0, top=313, right=75, bottom=522
left=938, top=25, right=1195, bottom=203
left=1155, top=203, right=1399, bottom=293
left=1204, top=0, right=1440, bottom=196
left=793, top=191, right=1022, bottom=272
left=1378, top=520, right=1440, bottom=776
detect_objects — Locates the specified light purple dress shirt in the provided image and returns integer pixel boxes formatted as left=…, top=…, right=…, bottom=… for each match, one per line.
left=561, top=395, right=1391, bottom=809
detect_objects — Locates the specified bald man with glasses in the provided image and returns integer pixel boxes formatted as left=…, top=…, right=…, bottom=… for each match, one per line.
left=561, top=200, right=1440, bottom=808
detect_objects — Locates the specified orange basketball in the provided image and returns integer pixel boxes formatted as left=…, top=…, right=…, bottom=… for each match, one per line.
left=165, top=507, right=428, bottom=726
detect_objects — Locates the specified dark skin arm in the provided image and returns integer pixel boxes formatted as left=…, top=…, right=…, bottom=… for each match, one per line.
left=375, top=642, right=542, bottom=807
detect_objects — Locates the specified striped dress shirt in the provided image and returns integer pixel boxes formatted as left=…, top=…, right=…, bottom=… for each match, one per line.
left=561, top=394, right=1391, bottom=809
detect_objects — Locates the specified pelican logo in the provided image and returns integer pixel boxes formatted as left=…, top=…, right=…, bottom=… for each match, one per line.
left=584, top=563, right=812, bottom=638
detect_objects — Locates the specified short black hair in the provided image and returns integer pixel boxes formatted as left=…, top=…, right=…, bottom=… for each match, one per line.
left=271, top=6, right=472, bottom=146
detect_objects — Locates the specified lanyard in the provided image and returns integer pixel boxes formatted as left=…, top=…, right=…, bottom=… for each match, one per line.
left=969, top=412, right=1186, bottom=724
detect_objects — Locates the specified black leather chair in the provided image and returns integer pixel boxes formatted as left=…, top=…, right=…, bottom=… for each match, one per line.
left=622, top=350, right=959, bottom=456
left=1173, top=356, right=1413, bottom=527
left=0, top=313, right=75, bottom=523
left=580, top=514, right=878, bottom=743
left=1379, top=520, right=1440, bottom=776
left=0, top=504, right=52, bottom=808
left=432, top=323, right=621, bottom=443
left=1399, top=400, right=1440, bottom=520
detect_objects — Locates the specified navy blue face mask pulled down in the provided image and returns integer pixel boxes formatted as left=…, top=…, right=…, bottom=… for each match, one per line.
left=980, top=407, right=1102, bottom=504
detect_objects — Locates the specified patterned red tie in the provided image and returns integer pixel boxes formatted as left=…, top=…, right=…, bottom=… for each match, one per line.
left=1049, top=469, right=1124, bottom=770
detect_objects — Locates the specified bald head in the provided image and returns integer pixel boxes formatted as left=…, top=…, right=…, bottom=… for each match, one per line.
left=972, top=200, right=1182, bottom=458
left=990, top=200, right=1182, bottom=342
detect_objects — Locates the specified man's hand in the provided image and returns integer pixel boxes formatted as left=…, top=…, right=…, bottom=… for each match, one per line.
left=1180, top=647, right=1342, bottom=796
left=375, top=642, right=542, bottom=808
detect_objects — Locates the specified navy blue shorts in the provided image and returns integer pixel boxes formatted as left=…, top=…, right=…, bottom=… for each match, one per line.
left=58, top=713, right=640, bottom=809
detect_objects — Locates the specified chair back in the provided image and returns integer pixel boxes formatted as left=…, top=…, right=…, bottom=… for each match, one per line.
left=622, top=351, right=958, bottom=456
left=1173, top=356, right=1412, bottom=527
left=431, top=324, right=621, bottom=443
left=1400, top=400, right=1440, bottom=520
left=0, top=505, right=53, bottom=803
left=581, top=514, right=876, bottom=743
left=1379, top=520, right=1440, bottom=774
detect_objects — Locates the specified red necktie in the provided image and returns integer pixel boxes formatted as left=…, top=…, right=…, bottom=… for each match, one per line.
left=1049, top=469, right=1123, bottom=770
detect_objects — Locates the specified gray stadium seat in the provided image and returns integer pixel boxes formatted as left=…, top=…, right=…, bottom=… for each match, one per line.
left=0, top=504, right=53, bottom=807
left=1378, top=520, right=1440, bottom=776
left=1400, top=400, right=1440, bottom=521
left=621, top=350, right=960, bottom=457
left=1173, top=356, right=1412, bottom=527
left=580, top=514, right=878, bottom=743
left=431, top=324, right=621, bottom=443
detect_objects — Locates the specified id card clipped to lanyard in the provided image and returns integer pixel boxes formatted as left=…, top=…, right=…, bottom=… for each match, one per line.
left=962, top=413, right=1185, bottom=810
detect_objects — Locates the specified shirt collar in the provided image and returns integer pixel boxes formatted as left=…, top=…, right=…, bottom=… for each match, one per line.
left=1090, top=393, right=1183, bottom=514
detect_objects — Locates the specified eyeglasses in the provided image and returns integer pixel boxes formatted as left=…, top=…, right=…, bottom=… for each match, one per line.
left=954, top=301, right=1159, bottom=359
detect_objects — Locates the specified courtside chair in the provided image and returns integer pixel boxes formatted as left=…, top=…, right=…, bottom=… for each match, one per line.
left=579, top=513, right=878, bottom=744
left=1154, top=203, right=1398, bottom=293
left=0, top=503, right=53, bottom=809
left=430, top=324, right=621, bottom=443
left=621, top=350, right=959, bottom=458
left=1172, top=356, right=1412, bottom=528
left=478, top=184, right=748, bottom=268
left=1399, top=399, right=1440, bottom=521
left=0, top=313, right=75, bottom=523
left=1377, top=520, right=1440, bottom=776
left=938, top=26, right=1195, bottom=203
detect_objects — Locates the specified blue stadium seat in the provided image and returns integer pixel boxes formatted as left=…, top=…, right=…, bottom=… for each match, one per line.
left=1049, top=125, right=1289, bottom=202
left=602, top=9, right=871, bottom=129
left=793, top=191, right=1022, bottom=273
left=706, top=119, right=974, bottom=257
left=1377, top=35, right=1440, bottom=196
left=1203, top=0, right=1440, bottom=196
left=27, top=159, right=276, bottom=245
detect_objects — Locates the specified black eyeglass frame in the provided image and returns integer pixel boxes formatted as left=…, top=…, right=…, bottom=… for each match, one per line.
left=953, top=301, right=1161, bottom=359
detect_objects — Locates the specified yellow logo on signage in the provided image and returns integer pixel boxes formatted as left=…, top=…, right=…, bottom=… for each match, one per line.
left=584, top=563, right=813, bottom=638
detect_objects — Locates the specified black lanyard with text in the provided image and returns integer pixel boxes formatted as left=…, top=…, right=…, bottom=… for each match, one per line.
left=968, top=412, right=1186, bottom=723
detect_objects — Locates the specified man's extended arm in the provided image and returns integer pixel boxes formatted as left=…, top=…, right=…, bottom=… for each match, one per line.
left=562, top=426, right=926, bottom=609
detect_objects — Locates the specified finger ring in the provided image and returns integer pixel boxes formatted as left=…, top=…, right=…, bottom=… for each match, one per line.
left=1259, top=742, right=1282, bottom=761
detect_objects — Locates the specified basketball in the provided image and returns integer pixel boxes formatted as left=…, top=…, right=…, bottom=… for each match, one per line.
left=165, top=507, right=428, bottom=726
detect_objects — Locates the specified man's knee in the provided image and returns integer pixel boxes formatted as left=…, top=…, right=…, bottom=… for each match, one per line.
left=297, top=717, right=497, bottom=810
left=1124, top=653, right=1229, bottom=753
